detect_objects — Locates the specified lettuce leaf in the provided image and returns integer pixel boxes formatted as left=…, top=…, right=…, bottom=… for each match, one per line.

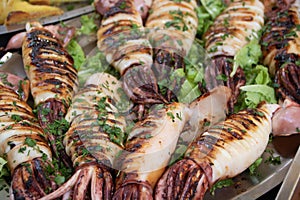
left=66, top=39, right=86, bottom=70
left=200, top=0, right=226, bottom=19
left=246, top=65, right=271, bottom=85
left=178, top=79, right=201, bottom=103
left=235, top=65, right=277, bottom=111
left=240, top=85, right=277, bottom=108
left=78, top=51, right=118, bottom=86
left=78, top=15, right=98, bottom=35
left=177, top=43, right=206, bottom=103
left=195, top=0, right=225, bottom=39
left=231, top=38, right=262, bottom=77
left=0, top=157, right=9, bottom=179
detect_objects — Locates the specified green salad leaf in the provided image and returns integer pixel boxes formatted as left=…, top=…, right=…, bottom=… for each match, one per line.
left=210, top=179, right=234, bottom=195
left=200, top=0, right=226, bottom=19
left=78, top=51, right=118, bottom=86
left=195, top=0, right=225, bottom=39
left=239, top=85, right=277, bottom=109
left=249, top=157, right=263, bottom=176
left=78, top=15, right=98, bottom=35
left=246, top=65, right=271, bottom=85
left=231, top=38, right=262, bottom=77
left=0, top=157, right=9, bottom=179
left=235, top=64, right=277, bottom=111
left=67, top=39, right=86, bottom=70
left=177, top=42, right=206, bottom=103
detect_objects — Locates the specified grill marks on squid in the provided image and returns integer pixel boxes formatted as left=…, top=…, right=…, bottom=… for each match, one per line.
left=23, top=27, right=78, bottom=106
left=261, top=8, right=299, bottom=75
left=0, top=84, right=56, bottom=199
left=196, top=110, right=266, bottom=165
left=261, top=3, right=300, bottom=103
left=98, top=0, right=151, bottom=76
left=204, top=0, right=264, bottom=112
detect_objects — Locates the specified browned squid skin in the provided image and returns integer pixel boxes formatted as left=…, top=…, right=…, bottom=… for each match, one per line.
left=275, top=63, right=300, bottom=104
left=145, top=0, right=198, bottom=102
left=11, top=158, right=57, bottom=200
left=152, top=49, right=186, bottom=102
left=22, top=22, right=78, bottom=168
left=97, top=0, right=166, bottom=107
left=113, top=175, right=153, bottom=200
left=0, top=78, right=57, bottom=200
left=203, top=0, right=265, bottom=112
left=40, top=73, right=127, bottom=200
left=206, top=56, right=246, bottom=112
left=155, top=103, right=278, bottom=200
left=260, top=3, right=300, bottom=104
left=155, top=159, right=209, bottom=200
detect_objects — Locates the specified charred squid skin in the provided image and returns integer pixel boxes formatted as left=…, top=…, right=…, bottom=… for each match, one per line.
left=275, top=63, right=300, bottom=104
left=204, top=0, right=265, bottom=112
left=261, top=5, right=300, bottom=76
left=145, top=0, right=198, bottom=102
left=260, top=2, right=300, bottom=103
left=152, top=48, right=186, bottom=102
left=113, top=177, right=153, bottom=200
left=155, top=103, right=279, bottom=200
left=0, top=79, right=57, bottom=200
left=206, top=56, right=246, bottom=112
left=40, top=73, right=127, bottom=200
left=97, top=0, right=166, bottom=105
left=155, top=158, right=209, bottom=200
left=22, top=22, right=78, bottom=167
left=113, top=102, right=191, bottom=200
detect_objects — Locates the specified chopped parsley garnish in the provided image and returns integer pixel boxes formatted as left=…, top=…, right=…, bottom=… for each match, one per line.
left=54, top=175, right=65, bottom=185
left=11, top=114, right=22, bottom=122
left=24, top=137, right=37, bottom=147
left=0, top=73, right=13, bottom=87
left=167, top=112, right=175, bottom=122
left=249, top=157, right=262, bottom=176
left=210, top=179, right=234, bottom=195
left=264, top=149, right=281, bottom=165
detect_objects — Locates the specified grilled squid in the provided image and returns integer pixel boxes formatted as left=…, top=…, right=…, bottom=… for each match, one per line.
left=6, top=24, right=76, bottom=51
left=97, top=0, right=165, bottom=106
left=22, top=21, right=78, bottom=167
left=145, top=0, right=198, bottom=101
left=113, top=102, right=190, bottom=199
left=0, top=71, right=29, bottom=101
left=155, top=103, right=279, bottom=199
left=113, top=86, right=231, bottom=199
left=94, top=0, right=152, bottom=20
left=272, top=98, right=300, bottom=136
left=40, top=73, right=127, bottom=200
left=260, top=1, right=300, bottom=104
left=0, top=72, right=56, bottom=200
left=204, top=0, right=265, bottom=111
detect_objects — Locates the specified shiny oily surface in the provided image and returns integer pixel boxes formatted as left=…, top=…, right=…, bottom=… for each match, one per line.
left=0, top=16, right=297, bottom=199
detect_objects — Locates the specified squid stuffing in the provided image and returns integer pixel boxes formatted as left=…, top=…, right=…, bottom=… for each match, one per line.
left=155, top=103, right=279, bottom=200
left=145, top=0, right=198, bottom=101
left=40, top=73, right=127, bottom=200
left=113, top=86, right=231, bottom=199
left=0, top=72, right=57, bottom=200
left=22, top=21, right=78, bottom=167
left=204, top=0, right=265, bottom=111
left=97, top=0, right=166, bottom=106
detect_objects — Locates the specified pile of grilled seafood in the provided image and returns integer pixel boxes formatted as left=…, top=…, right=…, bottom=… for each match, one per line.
left=0, top=0, right=300, bottom=199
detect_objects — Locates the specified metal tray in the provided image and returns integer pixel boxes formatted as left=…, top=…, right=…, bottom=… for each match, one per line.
left=0, top=15, right=298, bottom=200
